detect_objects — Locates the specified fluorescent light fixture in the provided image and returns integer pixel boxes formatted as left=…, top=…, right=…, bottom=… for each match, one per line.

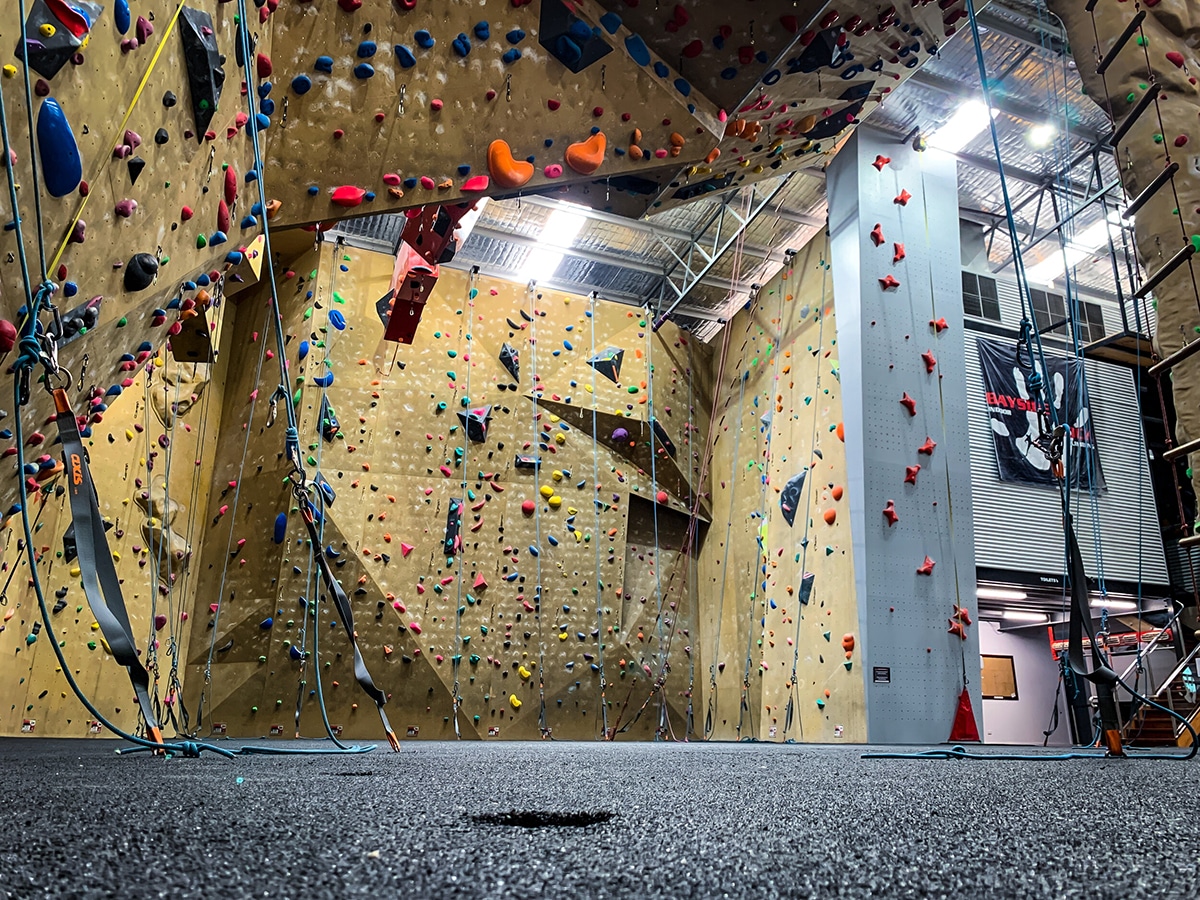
left=976, top=587, right=1028, bottom=602
left=1028, top=122, right=1057, bottom=148
left=1025, top=219, right=1119, bottom=286
left=518, top=203, right=589, bottom=282
left=928, top=99, right=998, bottom=154
left=1089, top=598, right=1140, bottom=613
left=1003, top=610, right=1048, bottom=623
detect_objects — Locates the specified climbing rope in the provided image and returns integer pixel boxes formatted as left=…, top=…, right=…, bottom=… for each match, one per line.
left=527, top=282, right=549, bottom=736
left=587, top=292, right=610, bottom=739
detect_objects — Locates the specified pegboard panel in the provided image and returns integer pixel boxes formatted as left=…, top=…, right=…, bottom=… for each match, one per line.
left=829, top=127, right=980, bottom=744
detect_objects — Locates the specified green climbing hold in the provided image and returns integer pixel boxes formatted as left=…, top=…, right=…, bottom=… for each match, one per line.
left=116, top=317, right=127, bottom=327
left=196, top=234, right=207, bottom=248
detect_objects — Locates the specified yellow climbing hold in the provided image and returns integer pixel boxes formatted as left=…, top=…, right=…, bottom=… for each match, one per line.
left=551, top=469, right=563, bottom=482
left=509, top=694, right=522, bottom=709
left=539, top=484, right=554, bottom=498
left=70, top=566, right=81, bottom=578
left=2, top=65, right=17, bottom=79
left=518, top=664, right=531, bottom=679
left=548, top=495, right=562, bottom=508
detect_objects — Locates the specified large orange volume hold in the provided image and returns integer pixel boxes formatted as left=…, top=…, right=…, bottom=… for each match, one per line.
left=565, top=132, right=606, bottom=175
left=487, top=140, right=535, bottom=189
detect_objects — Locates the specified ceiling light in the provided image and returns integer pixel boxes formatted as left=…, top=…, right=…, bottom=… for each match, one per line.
left=1089, top=598, right=1140, bottom=613
left=1003, top=610, right=1048, bottom=623
left=518, top=203, right=589, bottom=282
left=928, top=99, right=998, bottom=154
left=1025, top=219, right=1119, bottom=286
left=976, top=587, right=1028, bottom=602
left=1028, top=122, right=1057, bottom=147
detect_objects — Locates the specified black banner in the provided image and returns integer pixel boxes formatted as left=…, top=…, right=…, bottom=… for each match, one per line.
left=976, top=338, right=1104, bottom=489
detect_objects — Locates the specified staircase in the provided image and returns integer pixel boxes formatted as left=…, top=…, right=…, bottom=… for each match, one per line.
left=1123, top=650, right=1200, bottom=748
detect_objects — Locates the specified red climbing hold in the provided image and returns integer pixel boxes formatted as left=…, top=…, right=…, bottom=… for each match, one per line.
left=462, top=175, right=490, bottom=192
left=930, top=317, right=949, bottom=333
left=953, top=605, right=972, bottom=626
left=656, top=490, right=668, bottom=505
left=0, top=319, right=16, bottom=353
left=879, top=274, right=900, bottom=290
left=917, top=555, right=935, bottom=576
left=893, top=242, right=905, bottom=264
left=872, top=154, right=891, bottom=171
left=682, top=40, right=704, bottom=58
left=904, top=465, right=921, bottom=485
left=948, top=619, right=967, bottom=640
left=894, top=189, right=912, bottom=206
left=1166, top=51, right=1185, bottom=69
left=899, top=392, right=917, bottom=416
left=918, top=437, right=937, bottom=456
left=521, top=499, right=535, bottom=516
left=870, top=223, right=885, bottom=246
left=921, top=350, right=937, bottom=373
left=882, top=500, right=899, bottom=526
left=473, top=573, right=488, bottom=590
left=338, top=0, right=363, bottom=10
left=331, top=185, right=367, bottom=208
left=255, top=53, right=273, bottom=79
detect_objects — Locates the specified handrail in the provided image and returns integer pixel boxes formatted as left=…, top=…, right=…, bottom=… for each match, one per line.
left=1152, top=642, right=1200, bottom=701
left=1115, top=601, right=1184, bottom=687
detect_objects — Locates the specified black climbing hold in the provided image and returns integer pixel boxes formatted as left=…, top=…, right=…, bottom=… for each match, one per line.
left=17, top=0, right=101, bottom=80
left=154, top=128, right=169, bottom=145
left=162, top=90, right=177, bottom=108
left=499, top=342, right=520, bottom=382
left=124, top=253, right=159, bottom=292
left=457, top=406, right=492, bottom=444
left=127, top=156, right=146, bottom=185
left=587, top=348, right=623, bottom=383
left=179, top=7, right=225, bottom=142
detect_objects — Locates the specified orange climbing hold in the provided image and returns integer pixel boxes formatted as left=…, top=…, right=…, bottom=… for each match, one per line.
left=487, top=139, right=534, bottom=189
left=822, top=508, right=836, bottom=524
left=565, top=132, right=606, bottom=175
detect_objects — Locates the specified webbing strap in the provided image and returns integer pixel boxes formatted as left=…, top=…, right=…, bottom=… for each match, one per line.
left=300, top=502, right=399, bottom=750
left=55, top=389, right=162, bottom=742
left=1065, top=512, right=1116, bottom=686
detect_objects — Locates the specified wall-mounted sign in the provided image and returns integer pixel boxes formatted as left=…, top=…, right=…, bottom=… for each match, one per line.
left=873, top=666, right=891, bottom=684
left=976, top=337, right=1104, bottom=489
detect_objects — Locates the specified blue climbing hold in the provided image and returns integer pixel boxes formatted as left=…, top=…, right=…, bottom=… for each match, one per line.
left=457, top=164, right=471, bottom=175
left=37, top=98, right=82, bottom=198
left=329, top=309, right=346, bottom=330
left=506, top=28, right=526, bottom=45
left=599, top=12, right=621, bottom=34
left=315, top=56, right=334, bottom=73
left=502, top=48, right=522, bottom=64
left=415, top=30, right=435, bottom=49
left=674, top=77, right=691, bottom=97
left=226, top=250, right=245, bottom=264
left=357, top=41, right=377, bottom=58
left=394, top=44, right=416, bottom=68
left=529, top=545, right=539, bottom=557
left=239, top=215, right=257, bottom=229
left=452, top=33, right=471, bottom=57
left=260, top=617, right=274, bottom=630
left=209, top=231, right=227, bottom=246
left=63, top=281, right=77, bottom=297
left=299, top=340, right=310, bottom=360
left=653, top=61, right=669, bottom=78
left=115, top=0, right=130, bottom=34
left=245, top=170, right=258, bottom=183
left=254, top=113, right=271, bottom=131
left=273, top=512, right=287, bottom=544
left=474, top=21, right=490, bottom=41
left=312, top=372, right=334, bottom=388
left=289, top=645, right=303, bottom=660
left=106, top=384, right=122, bottom=397
left=260, top=98, right=276, bottom=115
left=258, top=82, right=273, bottom=99
left=625, top=34, right=651, bottom=66
left=554, top=36, right=583, bottom=68
left=354, top=63, right=375, bottom=79
left=403, top=177, right=418, bottom=189
left=291, top=74, right=312, bottom=95
left=564, top=340, right=573, bottom=350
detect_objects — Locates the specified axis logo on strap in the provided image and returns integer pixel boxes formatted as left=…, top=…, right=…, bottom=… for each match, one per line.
left=70, top=453, right=84, bottom=486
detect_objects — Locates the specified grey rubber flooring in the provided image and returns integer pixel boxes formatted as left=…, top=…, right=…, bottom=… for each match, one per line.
left=0, top=738, right=1197, bottom=899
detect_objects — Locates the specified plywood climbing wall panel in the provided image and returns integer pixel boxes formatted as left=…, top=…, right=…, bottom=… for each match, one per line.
left=696, top=232, right=865, bottom=743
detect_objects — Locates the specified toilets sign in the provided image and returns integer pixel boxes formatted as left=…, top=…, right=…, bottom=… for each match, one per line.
left=976, top=338, right=1104, bottom=489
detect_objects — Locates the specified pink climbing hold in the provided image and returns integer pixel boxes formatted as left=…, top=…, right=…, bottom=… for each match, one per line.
left=420, top=176, right=436, bottom=190
left=400, top=542, right=414, bottom=557
left=383, top=173, right=402, bottom=186
left=544, top=164, right=563, bottom=178
left=331, top=185, right=367, bottom=208
left=114, top=199, right=137, bottom=217
left=473, top=573, right=488, bottom=590
left=430, top=99, right=444, bottom=112
left=408, top=622, right=422, bottom=634
left=154, top=614, right=168, bottom=631
left=462, top=175, right=490, bottom=192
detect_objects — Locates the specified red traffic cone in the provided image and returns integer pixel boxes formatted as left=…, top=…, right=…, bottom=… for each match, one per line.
left=948, top=688, right=981, bottom=742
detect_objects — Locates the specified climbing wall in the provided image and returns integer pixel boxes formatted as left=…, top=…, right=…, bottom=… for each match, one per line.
left=828, top=127, right=981, bottom=744
left=1, top=1, right=268, bottom=523
left=0, top=291, right=232, bottom=737
left=697, top=232, right=866, bottom=743
left=183, top=241, right=710, bottom=741
left=1049, top=0, right=1200, bottom=508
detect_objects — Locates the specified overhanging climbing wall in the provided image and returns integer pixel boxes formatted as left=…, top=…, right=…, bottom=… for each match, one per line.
left=828, top=128, right=981, bottom=744
left=698, top=232, right=866, bottom=743
left=184, top=241, right=711, bottom=741
left=1049, top=1, right=1200, bottom=509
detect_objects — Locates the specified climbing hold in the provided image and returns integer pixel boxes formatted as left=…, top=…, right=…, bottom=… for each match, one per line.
left=870, top=223, right=885, bottom=247
left=487, top=140, right=534, bottom=189
left=36, top=98, right=82, bottom=198
left=882, top=500, right=899, bottom=526
left=123, top=253, right=159, bottom=292
left=921, top=350, right=937, bottom=373
left=872, top=155, right=891, bottom=171
left=917, top=555, right=936, bottom=576
left=273, top=512, right=287, bottom=544
left=822, top=508, right=837, bottom=525
left=918, top=437, right=936, bottom=456
left=879, top=274, right=900, bottom=290
left=894, top=189, right=912, bottom=206
left=179, top=8, right=225, bottom=143
left=893, top=243, right=906, bottom=264
left=899, top=393, right=917, bottom=416
left=904, top=465, right=921, bottom=485
left=565, top=132, right=606, bottom=175
left=332, top=186, right=367, bottom=208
